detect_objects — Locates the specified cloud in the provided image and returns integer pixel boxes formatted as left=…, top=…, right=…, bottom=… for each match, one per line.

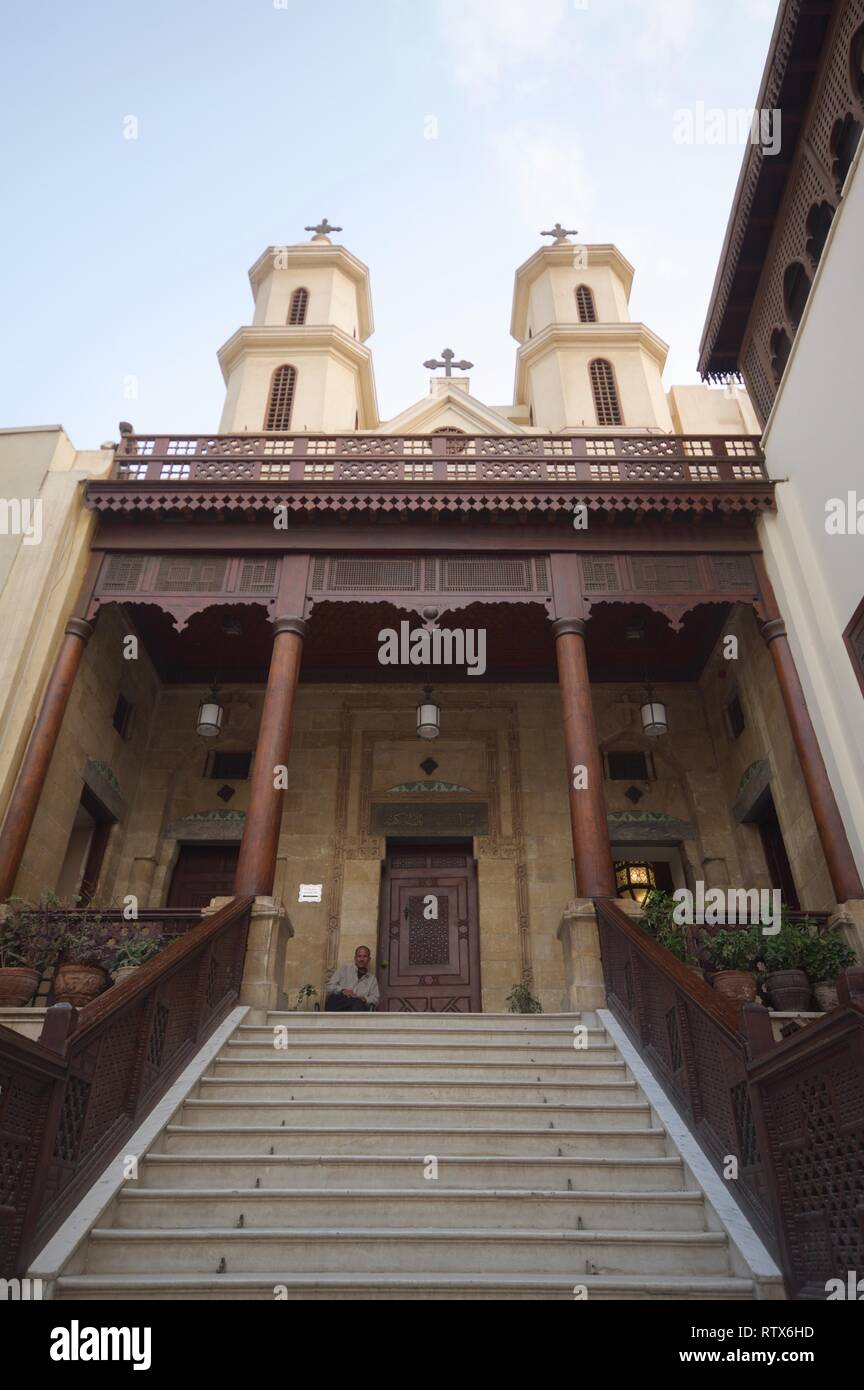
left=489, top=121, right=595, bottom=232
left=436, top=0, right=571, bottom=92
left=632, top=0, right=696, bottom=60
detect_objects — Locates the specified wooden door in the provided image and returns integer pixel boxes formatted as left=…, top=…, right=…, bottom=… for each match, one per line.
left=377, top=844, right=481, bottom=1012
left=167, top=844, right=240, bottom=908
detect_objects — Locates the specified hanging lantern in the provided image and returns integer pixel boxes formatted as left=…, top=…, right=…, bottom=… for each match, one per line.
left=416, top=685, right=441, bottom=741
left=640, top=681, right=668, bottom=737
left=615, top=860, right=657, bottom=905
left=196, top=683, right=224, bottom=739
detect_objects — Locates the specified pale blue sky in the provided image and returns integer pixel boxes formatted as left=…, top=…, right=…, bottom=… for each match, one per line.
left=0, top=0, right=777, bottom=445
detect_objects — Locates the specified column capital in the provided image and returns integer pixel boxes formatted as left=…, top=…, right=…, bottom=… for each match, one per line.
left=65, top=617, right=94, bottom=643
left=552, top=617, right=587, bottom=640
left=760, top=618, right=787, bottom=645
left=272, top=616, right=308, bottom=639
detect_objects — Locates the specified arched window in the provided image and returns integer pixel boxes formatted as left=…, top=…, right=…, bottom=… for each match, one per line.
left=432, top=426, right=469, bottom=455
left=770, top=329, right=792, bottom=387
left=589, top=359, right=622, bottom=426
left=575, top=285, right=597, bottom=323
left=265, top=365, right=297, bottom=430
left=830, top=113, right=863, bottom=195
left=783, top=261, right=811, bottom=329
left=288, top=288, right=309, bottom=325
left=805, top=201, right=835, bottom=269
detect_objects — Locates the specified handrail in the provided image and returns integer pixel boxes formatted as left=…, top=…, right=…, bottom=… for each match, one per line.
left=0, top=894, right=253, bottom=1277
left=595, top=895, right=864, bottom=1299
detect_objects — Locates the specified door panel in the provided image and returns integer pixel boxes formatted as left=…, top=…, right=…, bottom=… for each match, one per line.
left=167, top=845, right=239, bottom=908
left=378, top=845, right=480, bottom=1012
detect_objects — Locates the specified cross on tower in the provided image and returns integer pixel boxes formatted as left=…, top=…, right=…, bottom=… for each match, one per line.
left=541, top=223, right=578, bottom=243
left=304, top=218, right=342, bottom=238
left=423, top=347, right=474, bottom=377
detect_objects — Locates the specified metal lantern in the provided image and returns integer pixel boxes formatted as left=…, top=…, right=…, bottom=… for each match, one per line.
left=615, top=860, right=657, bottom=905
left=196, top=683, right=224, bottom=739
left=416, top=685, right=441, bottom=741
left=640, top=682, right=668, bottom=737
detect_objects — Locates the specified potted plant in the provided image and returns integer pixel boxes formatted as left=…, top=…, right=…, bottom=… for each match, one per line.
left=291, top=984, right=318, bottom=1012
left=0, top=896, right=66, bottom=1006
left=54, top=912, right=113, bottom=1007
left=506, top=983, right=543, bottom=1014
left=702, top=926, right=763, bottom=1003
left=801, top=927, right=857, bottom=1011
left=758, top=915, right=813, bottom=1011
left=641, top=890, right=703, bottom=978
left=106, top=925, right=165, bottom=986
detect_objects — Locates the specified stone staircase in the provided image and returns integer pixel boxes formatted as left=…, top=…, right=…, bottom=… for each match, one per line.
left=50, top=1011, right=762, bottom=1300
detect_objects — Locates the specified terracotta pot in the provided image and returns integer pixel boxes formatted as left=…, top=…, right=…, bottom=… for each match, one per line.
left=763, top=968, right=812, bottom=1012
left=0, top=966, right=41, bottom=1007
left=712, top=970, right=759, bottom=1004
left=54, top=963, right=109, bottom=1008
left=112, top=965, right=139, bottom=987
left=813, top=981, right=838, bottom=1012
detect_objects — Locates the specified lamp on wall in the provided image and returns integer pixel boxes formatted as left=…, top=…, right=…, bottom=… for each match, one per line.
left=416, top=685, right=441, bottom=741
left=615, top=860, right=657, bottom=904
left=640, top=680, right=668, bottom=737
left=196, top=682, right=224, bottom=739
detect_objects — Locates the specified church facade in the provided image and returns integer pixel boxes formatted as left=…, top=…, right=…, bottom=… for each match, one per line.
left=1, top=222, right=862, bottom=1016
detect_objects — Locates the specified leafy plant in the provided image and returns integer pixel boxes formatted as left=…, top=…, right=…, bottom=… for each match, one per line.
left=506, top=983, right=543, bottom=1014
left=60, top=910, right=114, bottom=968
left=758, top=916, right=811, bottom=972
left=800, top=927, right=857, bottom=984
left=0, top=895, right=66, bottom=972
left=292, top=984, right=318, bottom=1010
left=639, top=890, right=695, bottom=965
left=105, top=925, right=164, bottom=973
left=703, top=925, right=763, bottom=973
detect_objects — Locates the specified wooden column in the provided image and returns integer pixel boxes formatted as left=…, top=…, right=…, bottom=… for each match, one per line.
left=0, top=618, right=94, bottom=900
left=234, top=616, right=307, bottom=899
left=761, top=615, right=863, bottom=902
left=554, top=618, right=616, bottom=898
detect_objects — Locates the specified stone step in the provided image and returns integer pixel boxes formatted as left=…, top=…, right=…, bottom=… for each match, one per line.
left=194, top=1077, right=652, bottom=1108
left=181, top=1098, right=656, bottom=1131
left=113, top=1188, right=708, bottom=1232
left=211, top=1061, right=636, bottom=1087
left=227, top=1040, right=620, bottom=1065
left=242, top=1027, right=608, bottom=1050
left=82, top=1227, right=733, bottom=1277
left=160, top=1123, right=671, bottom=1157
left=263, top=1014, right=595, bottom=1034
left=54, top=1271, right=757, bottom=1301
left=142, top=1150, right=687, bottom=1190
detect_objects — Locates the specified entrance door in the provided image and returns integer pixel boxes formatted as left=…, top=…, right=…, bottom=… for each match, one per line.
left=377, top=843, right=481, bottom=1012
left=755, top=795, right=800, bottom=909
left=167, top=844, right=240, bottom=908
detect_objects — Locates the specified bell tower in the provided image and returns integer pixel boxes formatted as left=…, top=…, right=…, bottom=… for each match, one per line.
left=510, top=232, right=673, bottom=433
left=217, top=220, right=378, bottom=432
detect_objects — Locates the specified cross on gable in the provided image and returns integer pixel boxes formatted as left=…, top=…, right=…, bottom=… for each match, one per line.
left=423, top=347, right=474, bottom=377
left=541, top=223, right=578, bottom=243
left=304, top=218, right=342, bottom=238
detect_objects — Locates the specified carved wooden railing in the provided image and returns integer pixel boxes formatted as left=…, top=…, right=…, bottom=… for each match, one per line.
left=0, top=894, right=253, bottom=1278
left=110, top=433, right=768, bottom=486
left=595, top=897, right=864, bottom=1300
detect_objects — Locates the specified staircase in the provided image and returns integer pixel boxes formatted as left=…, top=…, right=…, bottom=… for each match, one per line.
left=51, top=1011, right=761, bottom=1300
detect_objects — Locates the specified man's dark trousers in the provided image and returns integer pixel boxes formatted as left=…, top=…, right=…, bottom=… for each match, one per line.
left=325, top=993, right=372, bottom=1012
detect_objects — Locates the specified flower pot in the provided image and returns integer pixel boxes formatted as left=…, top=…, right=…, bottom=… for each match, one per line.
left=763, top=968, right=811, bottom=1012
left=0, top=966, right=41, bottom=1006
left=112, top=965, right=139, bottom=987
left=813, top=981, right=839, bottom=1012
left=53, top=963, right=109, bottom=1008
left=712, top=970, right=759, bottom=1004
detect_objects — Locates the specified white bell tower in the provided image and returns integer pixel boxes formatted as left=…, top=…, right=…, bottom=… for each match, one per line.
left=217, top=221, right=378, bottom=432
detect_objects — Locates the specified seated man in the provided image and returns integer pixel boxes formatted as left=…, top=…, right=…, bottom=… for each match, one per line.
left=325, top=945, right=380, bottom=1012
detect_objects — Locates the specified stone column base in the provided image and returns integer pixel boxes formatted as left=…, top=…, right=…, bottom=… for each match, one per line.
left=830, top=900, right=864, bottom=961
left=557, top=899, right=610, bottom=1012
left=205, top=895, right=294, bottom=1013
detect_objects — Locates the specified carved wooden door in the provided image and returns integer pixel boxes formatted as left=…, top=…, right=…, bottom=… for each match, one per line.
left=167, top=845, right=239, bottom=908
left=377, top=845, right=481, bottom=1012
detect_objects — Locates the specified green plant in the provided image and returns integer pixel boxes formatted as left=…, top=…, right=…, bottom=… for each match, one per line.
left=758, top=916, right=811, bottom=972
left=60, top=910, right=114, bottom=968
left=703, top=925, right=763, bottom=973
left=800, top=927, right=857, bottom=983
left=105, top=925, right=164, bottom=973
left=506, top=983, right=543, bottom=1014
left=0, top=895, right=67, bottom=972
left=639, top=890, right=695, bottom=964
left=293, top=984, right=318, bottom=1009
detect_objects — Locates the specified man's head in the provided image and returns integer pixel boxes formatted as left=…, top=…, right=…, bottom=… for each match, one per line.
left=354, top=945, right=371, bottom=975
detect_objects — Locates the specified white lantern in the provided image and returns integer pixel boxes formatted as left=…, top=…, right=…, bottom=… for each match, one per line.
left=640, top=683, right=668, bottom=737
left=416, top=686, right=441, bottom=741
left=196, top=684, right=224, bottom=738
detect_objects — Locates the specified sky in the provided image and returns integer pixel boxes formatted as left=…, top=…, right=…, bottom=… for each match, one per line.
left=0, top=0, right=779, bottom=447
